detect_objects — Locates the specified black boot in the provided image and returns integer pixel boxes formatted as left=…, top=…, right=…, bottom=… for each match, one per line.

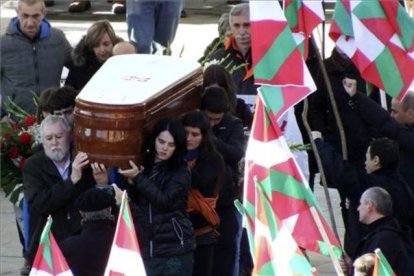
left=68, top=0, right=91, bottom=13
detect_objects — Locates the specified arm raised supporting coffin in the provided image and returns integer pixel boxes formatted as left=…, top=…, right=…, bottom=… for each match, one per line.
left=74, top=54, right=202, bottom=168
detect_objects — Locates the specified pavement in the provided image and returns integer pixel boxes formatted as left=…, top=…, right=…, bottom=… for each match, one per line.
left=0, top=0, right=342, bottom=275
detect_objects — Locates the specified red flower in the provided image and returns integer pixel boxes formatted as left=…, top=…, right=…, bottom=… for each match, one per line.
left=18, top=132, right=32, bottom=144
left=24, top=116, right=37, bottom=127
left=8, top=147, right=19, bottom=159
left=18, top=158, right=26, bottom=169
left=11, top=123, right=20, bottom=131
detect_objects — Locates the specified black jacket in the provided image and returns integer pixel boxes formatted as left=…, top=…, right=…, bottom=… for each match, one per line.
left=60, top=219, right=116, bottom=276
left=22, top=150, right=96, bottom=263
left=309, top=49, right=374, bottom=162
left=65, top=34, right=122, bottom=91
left=189, top=151, right=224, bottom=232
left=212, top=113, right=246, bottom=208
left=355, top=217, right=413, bottom=276
left=349, top=92, right=414, bottom=189
left=316, top=139, right=414, bottom=256
left=128, top=162, right=195, bottom=259
left=211, top=37, right=258, bottom=96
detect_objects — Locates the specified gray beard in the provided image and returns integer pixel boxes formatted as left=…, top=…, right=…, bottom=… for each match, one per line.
left=45, top=148, right=69, bottom=163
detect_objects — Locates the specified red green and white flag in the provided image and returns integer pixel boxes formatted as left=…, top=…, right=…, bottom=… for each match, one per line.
left=250, top=0, right=317, bottom=120
left=373, top=248, right=396, bottom=276
left=237, top=92, right=342, bottom=264
left=104, top=191, right=146, bottom=276
left=284, top=0, right=324, bottom=59
left=29, top=217, right=73, bottom=276
left=246, top=163, right=316, bottom=275
left=329, top=0, right=414, bottom=101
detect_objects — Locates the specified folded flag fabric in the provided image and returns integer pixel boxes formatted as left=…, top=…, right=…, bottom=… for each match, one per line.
left=246, top=139, right=315, bottom=275
left=29, top=217, right=73, bottom=276
left=373, top=248, right=396, bottom=276
left=250, top=0, right=317, bottom=121
left=284, top=0, right=324, bottom=59
left=330, top=0, right=414, bottom=100
left=240, top=91, right=342, bottom=263
left=104, top=191, right=146, bottom=276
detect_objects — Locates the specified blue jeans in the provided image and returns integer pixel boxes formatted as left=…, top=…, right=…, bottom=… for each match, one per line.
left=127, top=0, right=183, bottom=53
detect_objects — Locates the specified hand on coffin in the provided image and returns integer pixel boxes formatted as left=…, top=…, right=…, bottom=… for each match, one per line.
left=71, top=152, right=90, bottom=184
left=118, top=160, right=145, bottom=184
left=91, top=162, right=108, bottom=185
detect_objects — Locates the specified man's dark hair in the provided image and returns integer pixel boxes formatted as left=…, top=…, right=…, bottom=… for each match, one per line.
left=48, top=86, right=78, bottom=112
left=203, top=64, right=237, bottom=114
left=368, top=137, right=399, bottom=170
left=200, top=86, right=229, bottom=113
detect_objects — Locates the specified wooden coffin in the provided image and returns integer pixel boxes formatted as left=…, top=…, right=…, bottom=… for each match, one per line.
left=74, top=54, right=202, bottom=168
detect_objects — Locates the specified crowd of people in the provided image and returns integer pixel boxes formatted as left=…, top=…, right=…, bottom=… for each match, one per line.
left=1, top=0, right=414, bottom=276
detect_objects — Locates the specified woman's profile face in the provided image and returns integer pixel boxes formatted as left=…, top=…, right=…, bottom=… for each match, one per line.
left=155, top=130, right=176, bottom=162
left=93, top=32, right=113, bottom=63
left=184, top=126, right=202, bottom=151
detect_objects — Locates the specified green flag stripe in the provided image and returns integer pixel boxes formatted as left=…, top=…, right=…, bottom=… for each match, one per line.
left=260, top=86, right=284, bottom=117
left=353, top=2, right=385, bottom=19
left=266, top=169, right=319, bottom=207
left=285, top=2, right=298, bottom=29
left=288, top=254, right=313, bottom=274
left=375, top=47, right=404, bottom=96
left=254, top=27, right=297, bottom=81
left=41, top=220, right=54, bottom=271
left=257, top=181, right=279, bottom=240
left=256, top=262, right=276, bottom=275
left=396, top=6, right=414, bottom=50
left=122, top=203, right=133, bottom=230
left=317, top=240, right=343, bottom=258
left=333, top=1, right=354, bottom=36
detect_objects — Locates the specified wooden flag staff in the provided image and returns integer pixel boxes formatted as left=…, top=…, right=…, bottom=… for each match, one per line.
left=300, top=35, right=350, bottom=275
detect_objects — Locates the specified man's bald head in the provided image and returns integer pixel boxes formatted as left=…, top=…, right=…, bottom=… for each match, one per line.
left=112, top=41, right=137, bottom=56
left=391, top=90, right=414, bottom=125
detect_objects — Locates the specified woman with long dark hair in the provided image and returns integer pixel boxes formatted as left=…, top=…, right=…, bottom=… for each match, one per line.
left=119, top=118, right=195, bottom=276
left=181, top=111, right=225, bottom=276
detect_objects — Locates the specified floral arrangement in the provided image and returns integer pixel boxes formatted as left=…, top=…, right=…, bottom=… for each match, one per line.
left=1, top=100, right=41, bottom=205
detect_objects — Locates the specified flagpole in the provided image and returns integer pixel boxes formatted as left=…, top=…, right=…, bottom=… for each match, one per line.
left=309, top=207, right=344, bottom=275
left=310, top=36, right=348, bottom=161
left=301, top=98, right=345, bottom=276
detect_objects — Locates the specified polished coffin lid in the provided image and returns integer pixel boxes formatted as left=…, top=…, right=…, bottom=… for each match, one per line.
left=77, top=54, right=202, bottom=105
left=74, top=54, right=202, bottom=168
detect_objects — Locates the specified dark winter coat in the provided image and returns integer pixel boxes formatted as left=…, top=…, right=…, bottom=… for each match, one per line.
left=22, top=150, right=96, bottom=263
left=65, top=35, right=122, bottom=91
left=355, top=217, right=413, bottom=276
left=348, top=92, right=414, bottom=189
left=188, top=150, right=224, bottom=233
left=211, top=37, right=258, bottom=95
left=211, top=113, right=246, bottom=208
left=60, top=219, right=116, bottom=276
left=316, top=138, right=414, bottom=256
left=309, top=48, right=374, bottom=162
left=127, top=162, right=195, bottom=259
left=1, top=18, right=72, bottom=114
